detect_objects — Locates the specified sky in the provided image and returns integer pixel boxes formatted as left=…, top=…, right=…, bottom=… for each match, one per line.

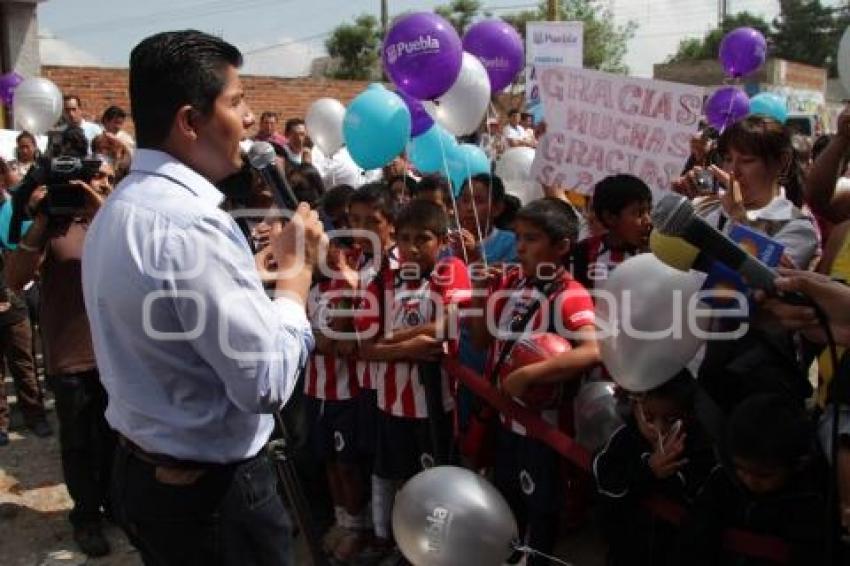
left=37, top=0, right=802, bottom=78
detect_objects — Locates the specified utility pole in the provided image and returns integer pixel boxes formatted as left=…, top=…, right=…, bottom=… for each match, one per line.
left=547, top=0, right=558, bottom=21
left=381, top=0, right=388, bottom=38
left=718, top=0, right=727, bottom=27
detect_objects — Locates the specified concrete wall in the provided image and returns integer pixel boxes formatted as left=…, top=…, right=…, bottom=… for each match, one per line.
left=0, top=0, right=42, bottom=77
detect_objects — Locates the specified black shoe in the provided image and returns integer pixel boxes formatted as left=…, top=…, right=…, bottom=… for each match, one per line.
left=73, top=523, right=110, bottom=557
left=0, top=431, right=8, bottom=446
left=27, top=419, right=52, bottom=438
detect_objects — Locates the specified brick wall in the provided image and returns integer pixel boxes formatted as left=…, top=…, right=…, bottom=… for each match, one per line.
left=41, top=65, right=371, bottom=135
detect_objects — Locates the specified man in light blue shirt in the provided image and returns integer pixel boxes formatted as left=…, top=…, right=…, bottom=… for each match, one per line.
left=62, top=95, right=103, bottom=148
left=81, top=30, right=325, bottom=565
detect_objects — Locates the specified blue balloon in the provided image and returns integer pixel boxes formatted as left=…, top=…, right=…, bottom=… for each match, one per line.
left=0, top=198, right=31, bottom=250
left=529, top=100, right=545, bottom=125
left=446, top=143, right=490, bottom=196
left=343, top=84, right=411, bottom=170
left=749, top=92, right=788, bottom=124
left=408, top=124, right=458, bottom=174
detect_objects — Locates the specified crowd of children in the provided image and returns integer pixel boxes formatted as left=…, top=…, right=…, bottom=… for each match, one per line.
left=251, top=112, right=846, bottom=566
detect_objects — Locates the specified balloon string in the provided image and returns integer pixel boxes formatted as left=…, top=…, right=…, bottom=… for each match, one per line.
left=464, top=147, right=489, bottom=268
left=436, top=131, right=470, bottom=266
left=513, top=543, right=574, bottom=566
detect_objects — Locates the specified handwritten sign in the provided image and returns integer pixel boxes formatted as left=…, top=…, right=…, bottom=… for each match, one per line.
left=531, top=67, right=705, bottom=197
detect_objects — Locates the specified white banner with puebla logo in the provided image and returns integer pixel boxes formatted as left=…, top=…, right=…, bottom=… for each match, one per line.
left=531, top=66, right=705, bottom=197
left=525, top=21, right=583, bottom=119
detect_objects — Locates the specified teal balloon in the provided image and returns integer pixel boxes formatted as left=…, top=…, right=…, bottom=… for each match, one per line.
left=447, top=143, right=490, bottom=196
left=749, top=92, right=788, bottom=124
left=408, top=124, right=458, bottom=174
left=343, top=84, right=411, bottom=170
left=0, top=198, right=31, bottom=250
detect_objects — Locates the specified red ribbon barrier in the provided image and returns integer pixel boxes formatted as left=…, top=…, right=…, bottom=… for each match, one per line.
left=444, top=358, right=592, bottom=471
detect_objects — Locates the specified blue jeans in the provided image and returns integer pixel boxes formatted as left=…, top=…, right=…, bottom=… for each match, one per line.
left=111, top=442, right=292, bottom=565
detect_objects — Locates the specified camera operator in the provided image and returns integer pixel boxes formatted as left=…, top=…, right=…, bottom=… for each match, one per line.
left=6, top=156, right=115, bottom=557
left=81, top=30, right=324, bottom=565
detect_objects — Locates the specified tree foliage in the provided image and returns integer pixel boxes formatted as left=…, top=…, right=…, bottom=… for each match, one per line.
left=435, top=0, right=483, bottom=36
left=324, top=14, right=382, bottom=80
left=667, top=1, right=849, bottom=75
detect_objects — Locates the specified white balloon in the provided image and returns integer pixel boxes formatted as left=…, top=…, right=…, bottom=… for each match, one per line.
left=393, top=466, right=518, bottom=566
left=12, top=77, right=62, bottom=135
left=423, top=52, right=491, bottom=137
left=596, top=253, right=707, bottom=392
left=574, top=380, right=624, bottom=453
left=494, top=147, right=539, bottom=204
left=305, top=97, right=346, bottom=157
left=839, top=27, right=850, bottom=97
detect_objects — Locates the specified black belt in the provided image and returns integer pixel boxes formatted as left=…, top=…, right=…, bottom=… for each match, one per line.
left=118, top=434, right=255, bottom=471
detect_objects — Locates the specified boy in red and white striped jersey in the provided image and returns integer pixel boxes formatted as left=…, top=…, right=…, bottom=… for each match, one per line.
left=570, top=174, right=652, bottom=290
left=355, top=200, right=471, bottom=552
left=469, top=198, right=600, bottom=565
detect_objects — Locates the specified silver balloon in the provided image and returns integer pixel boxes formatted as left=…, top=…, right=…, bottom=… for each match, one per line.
left=12, top=77, right=62, bottom=135
left=392, top=466, right=518, bottom=566
left=494, top=147, right=539, bottom=204
left=423, top=52, right=491, bottom=137
left=574, top=380, right=624, bottom=453
left=305, top=97, right=346, bottom=157
left=596, top=253, right=707, bottom=392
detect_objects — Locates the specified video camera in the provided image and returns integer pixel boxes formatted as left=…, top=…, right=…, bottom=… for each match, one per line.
left=8, top=155, right=102, bottom=243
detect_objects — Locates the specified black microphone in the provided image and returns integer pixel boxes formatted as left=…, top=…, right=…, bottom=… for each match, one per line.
left=652, top=192, right=781, bottom=293
left=247, top=141, right=299, bottom=211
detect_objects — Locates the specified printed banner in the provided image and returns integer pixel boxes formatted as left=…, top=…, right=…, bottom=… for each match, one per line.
left=525, top=21, right=583, bottom=117
left=531, top=66, right=705, bottom=196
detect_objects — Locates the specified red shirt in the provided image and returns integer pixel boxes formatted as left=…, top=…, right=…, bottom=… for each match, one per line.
left=356, top=257, right=471, bottom=419
left=485, top=267, right=595, bottom=436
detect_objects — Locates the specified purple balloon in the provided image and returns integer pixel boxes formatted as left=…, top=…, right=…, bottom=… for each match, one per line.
left=398, top=90, right=434, bottom=137
left=383, top=12, right=463, bottom=101
left=0, top=72, right=23, bottom=106
left=705, top=87, right=750, bottom=131
left=463, top=19, right=524, bottom=92
left=719, top=27, right=767, bottom=78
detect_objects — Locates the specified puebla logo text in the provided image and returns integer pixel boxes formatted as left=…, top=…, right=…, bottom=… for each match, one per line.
left=386, top=35, right=441, bottom=64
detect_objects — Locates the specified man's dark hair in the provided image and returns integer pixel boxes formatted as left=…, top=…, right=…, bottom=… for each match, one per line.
left=284, top=118, right=305, bottom=136
left=260, top=111, right=278, bottom=122
left=63, top=94, right=81, bottom=107
left=412, top=174, right=451, bottom=202
left=289, top=162, right=325, bottom=207
left=129, top=30, right=242, bottom=148
left=395, top=199, right=448, bottom=237
left=521, top=112, right=533, bottom=121
left=727, top=393, right=812, bottom=470
left=644, top=368, right=697, bottom=412
left=591, top=174, right=652, bottom=220
left=60, top=126, right=89, bottom=158
left=515, top=198, right=579, bottom=243
left=460, top=173, right=506, bottom=203
left=350, top=182, right=399, bottom=223
left=101, top=105, right=127, bottom=123
left=16, top=130, right=36, bottom=147
left=320, top=184, right=355, bottom=215
left=507, top=109, right=520, bottom=118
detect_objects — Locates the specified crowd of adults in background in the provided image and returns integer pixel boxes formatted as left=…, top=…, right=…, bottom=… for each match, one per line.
left=4, top=31, right=850, bottom=566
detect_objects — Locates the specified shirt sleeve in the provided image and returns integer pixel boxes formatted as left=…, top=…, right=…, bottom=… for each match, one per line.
left=559, top=279, right=596, bottom=331
left=164, top=213, right=313, bottom=414
left=433, top=257, right=472, bottom=305
left=773, top=217, right=819, bottom=269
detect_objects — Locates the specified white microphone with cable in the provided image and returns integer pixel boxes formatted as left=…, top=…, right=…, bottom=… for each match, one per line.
left=247, top=141, right=299, bottom=211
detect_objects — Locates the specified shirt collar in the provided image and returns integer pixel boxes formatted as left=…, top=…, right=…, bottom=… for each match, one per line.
left=129, top=148, right=224, bottom=208
left=744, top=190, right=793, bottom=222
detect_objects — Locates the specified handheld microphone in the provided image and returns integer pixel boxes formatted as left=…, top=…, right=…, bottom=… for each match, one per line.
left=649, top=230, right=713, bottom=273
left=247, top=141, right=299, bottom=211
left=652, top=193, right=813, bottom=307
left=652, top=193, right=779, bottom=293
